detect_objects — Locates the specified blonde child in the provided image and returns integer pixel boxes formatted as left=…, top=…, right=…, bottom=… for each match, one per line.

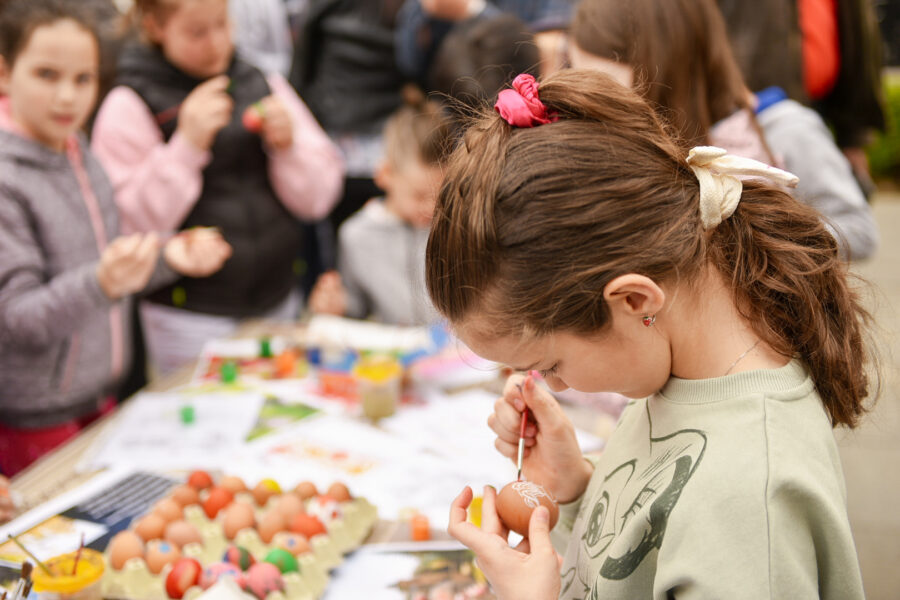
left=309, top=99, right=453, bottom=326
left=429, top=71, right=869, bottom=598
left=568, top=0, right=878, bottom=261
left=0, top=0, right=230, bottom=475
left=91, top=0, right=344, bottom=374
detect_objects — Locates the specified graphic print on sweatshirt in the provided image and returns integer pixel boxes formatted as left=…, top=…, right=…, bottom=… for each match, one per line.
left=560, top=408, right=707, bottom=599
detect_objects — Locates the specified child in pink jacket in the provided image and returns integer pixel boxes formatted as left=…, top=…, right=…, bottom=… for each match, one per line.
left=92, top=0, right=344, bottom=373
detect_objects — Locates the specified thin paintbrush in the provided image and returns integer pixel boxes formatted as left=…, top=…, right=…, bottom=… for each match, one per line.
left=515, top=382, right=530, bottom=482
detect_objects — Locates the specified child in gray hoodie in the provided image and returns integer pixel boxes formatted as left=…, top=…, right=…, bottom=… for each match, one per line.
left=0, top=0, right=231, bottom=476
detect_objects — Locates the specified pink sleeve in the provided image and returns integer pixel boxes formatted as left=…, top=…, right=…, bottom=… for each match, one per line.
left=265, top=73, right=345, bottom=221
left=91, top=86, right=211, bottom=234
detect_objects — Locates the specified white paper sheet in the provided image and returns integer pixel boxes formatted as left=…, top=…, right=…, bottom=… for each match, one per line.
left=78, top=391, right=265, bottom=472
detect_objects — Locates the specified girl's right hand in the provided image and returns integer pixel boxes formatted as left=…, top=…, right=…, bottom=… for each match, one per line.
left=177, top=75, right=234, bottom=151
left=488, top=373, right=594, bottom=504
left=96, top=233, right=160, bottom=300
left=308, top=271, right=347, bottom=316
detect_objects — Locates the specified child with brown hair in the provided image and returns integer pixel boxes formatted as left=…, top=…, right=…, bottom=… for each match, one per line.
left=309, top=98, right=453, bottom=326
left=428, top=71, right=869, bottom=598
left=568, top=0, right=878, bottom=261
left=91, top=0, right=343, bottom=374
left=0, top=0, right=230, bottom=474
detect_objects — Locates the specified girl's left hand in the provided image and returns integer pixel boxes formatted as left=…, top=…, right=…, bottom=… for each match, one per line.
left=448, top=485, right=562, bottom=600
left=258, top=96, right=293, bottom=151
left=164, top=228, right=232, bottom=277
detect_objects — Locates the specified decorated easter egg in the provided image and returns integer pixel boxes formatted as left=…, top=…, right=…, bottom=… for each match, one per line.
left=187, top=471, right=214, bottom=490
left=326, top=482, right=351, bottom=503
left=203, top=486, right=234, bottom=519
left=272, top=494, right=304, bottom=521
left=242, top=104, right=264, bottom=134
left=134, top=513, right=167, bottom=541
left=170, top=484, right=200, bottom=507
left=220, top=476, right=248, bottom=494
left=164, top=520, right=202, bottom=549
left=289, top=513, right=326, bottom=539
left=165, top=557, right=202, bottom=599
left=153, top=498, right=184, bottom=523
left=307, top=496, right=342, bottom=524
left=257, top=510, right=286, bottom=543
left=108, top=530, right=145, bottom=570
left=223, top=545, right=256, bottom=570
left=293, top=481, right=318, bottom=500
left=263, top=548, right=298, bottom=574
left=495, top=480, right=559, bottom=537
left=145, top=540, right=182, bottom=574
left=199, top=562, right=244, bottom=590
left=244, top=563, right=284, bottom=600
left=252, top=479, right=281, bottom=506
left=222, top=502, right=256, bottom=540
left=271, top=532, right=310, bottom=556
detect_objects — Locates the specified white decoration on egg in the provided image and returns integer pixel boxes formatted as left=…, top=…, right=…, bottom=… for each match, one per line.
left=511, top=481, right=556, bottom=508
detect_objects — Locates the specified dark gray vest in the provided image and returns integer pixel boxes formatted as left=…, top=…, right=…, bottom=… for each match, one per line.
left=117, top=44, right=302, bottom=317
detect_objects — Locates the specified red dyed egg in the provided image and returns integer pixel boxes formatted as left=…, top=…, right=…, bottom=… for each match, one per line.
left=187, top=471, right=214, bottom=490
left=289, top=513, right=326, bottom=539
left=165, top=557, right=202, bottom=599
left=203, top=486, right=234, bottom=519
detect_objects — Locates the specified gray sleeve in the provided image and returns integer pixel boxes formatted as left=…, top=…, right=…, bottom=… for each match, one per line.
left=336, top=225, right=370, bottom=320
left=0, top=192, right=111, bottom=350
left=765, top=107, right=879, bottom=261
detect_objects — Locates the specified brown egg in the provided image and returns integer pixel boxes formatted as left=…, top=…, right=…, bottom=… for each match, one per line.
left=293, top=481, right=318, bottom=500
left=164, top=520, right=203, bottom=549
left=257, top=510, right=287, bottom=543
left=222, top=502, right=257, bottom=540
left=271, top=532, right=310, bottom=556
left=495, top=480, right=559, bottom=537
left=153, top=498, right=184, bottom=523
left=251, top=481, right=279, bottom=507
left=108, top=530, right=145, bottom=570
left=326, top=482, right=351, bottom=503
left=134, top=513, right=167, bottom=541
left=145, top=540, right=182, bottom=574
left=170, top=484, right=200, bottom=507
left=220, top=476, right=248, bottom=495
left=272, top=494, right=305, bottom=521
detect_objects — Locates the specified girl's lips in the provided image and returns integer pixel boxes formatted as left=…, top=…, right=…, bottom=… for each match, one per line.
left=52, top=115, right=76, bottom=125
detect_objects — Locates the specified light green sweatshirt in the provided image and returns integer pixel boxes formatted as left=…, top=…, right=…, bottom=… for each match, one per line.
left=554, top=360, right=864, bottom=599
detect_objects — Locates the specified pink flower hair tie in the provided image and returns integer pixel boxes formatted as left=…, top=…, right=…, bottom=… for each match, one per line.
left=494, top=73, right=558, bottom=128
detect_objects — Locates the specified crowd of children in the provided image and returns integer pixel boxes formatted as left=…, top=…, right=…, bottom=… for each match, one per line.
left=0, top=0, right=888, bottom=597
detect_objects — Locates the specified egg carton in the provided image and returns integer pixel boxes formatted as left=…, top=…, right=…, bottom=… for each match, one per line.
left=102, top=495, right=377, bottom=600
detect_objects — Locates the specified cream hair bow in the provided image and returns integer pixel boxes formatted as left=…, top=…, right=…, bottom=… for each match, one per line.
left=687, top=146, right=799, bottom=229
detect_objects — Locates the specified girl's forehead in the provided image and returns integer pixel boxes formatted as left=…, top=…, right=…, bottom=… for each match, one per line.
left=17, top=19, right=98, bottom=65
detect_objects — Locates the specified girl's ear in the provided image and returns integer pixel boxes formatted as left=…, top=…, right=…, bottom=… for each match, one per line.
left=602, top=274, right=666, bottom=320
left=142, top=12, right=165, bottom=44
left=373, top=161, right=393, bottom=193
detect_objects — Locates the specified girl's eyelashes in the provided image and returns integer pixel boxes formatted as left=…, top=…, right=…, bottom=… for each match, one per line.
left=36, top=67, right=59, bottom=81
left=539, top=363, right=559, bottom=378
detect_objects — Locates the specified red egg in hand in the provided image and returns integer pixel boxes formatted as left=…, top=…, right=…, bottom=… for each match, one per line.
left=242, top=104, right=264, bottom=133
left=495, top=480, right=559, bottom=537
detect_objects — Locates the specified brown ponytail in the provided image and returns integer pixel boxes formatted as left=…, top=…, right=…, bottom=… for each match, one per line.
left=426, top=69, right=875, bottom=428
left=709, top=183, right=874, bottom=427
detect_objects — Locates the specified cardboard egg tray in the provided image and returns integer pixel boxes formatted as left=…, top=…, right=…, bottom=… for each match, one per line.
left=102, top=493, right=378, bottom=600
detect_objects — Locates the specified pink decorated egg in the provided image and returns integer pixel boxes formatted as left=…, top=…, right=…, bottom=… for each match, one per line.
left=244, top=562, right=284, bottom=600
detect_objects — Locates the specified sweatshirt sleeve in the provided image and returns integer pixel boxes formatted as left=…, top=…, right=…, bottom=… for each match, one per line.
left=91, top=86, right=212, bottom=235
left=336, top=221, right=369, bottom=320
left=265, top=73, right=345, bottom=222
left=763, top=103, right=879, bottom=261
left=0, top=189, right=112, bottom=350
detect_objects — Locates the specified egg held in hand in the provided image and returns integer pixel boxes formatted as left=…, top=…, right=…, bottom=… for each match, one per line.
left=495, top=480, right=559, bottom=537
